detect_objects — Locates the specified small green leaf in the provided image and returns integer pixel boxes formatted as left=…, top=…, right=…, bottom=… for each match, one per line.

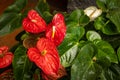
left=67, top=9, right=84, bottom=24
left=96, top=0, right=107, bottom=11
left=60, top=43, right=79, bottom=67
left=13, top=45, right=33, bottom=80
left=86, top=31, right=102, bottom=41
left=94, top=16, right=106, bottom=30
left=101, top=21, right=118, bottom=35
left=79, top=14, right=90, bottom=26
left=93, top=40, right=118, bottom=63
left=67, top=26, right=85, bottom=41
left=94, top=16, right=118, bottom=35
left=107, top=9, right=120, bottom=33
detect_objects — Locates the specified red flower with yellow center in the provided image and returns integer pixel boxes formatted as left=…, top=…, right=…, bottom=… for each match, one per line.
left=27, top=38, right=60, bottom=75
left=46, top=13, right=66, bottom=46
left=0, top=46, right=14, bottom=68
left=22, top=10, right=47, bottom=33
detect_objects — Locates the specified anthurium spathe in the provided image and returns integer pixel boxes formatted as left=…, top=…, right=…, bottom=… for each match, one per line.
left=22, top=10, right=47, bottom=33
left=46, top=13, right=66, bottom=46
left=0, top=46, right=14, bottom=68
left=27, top=38, right=60, bottom=75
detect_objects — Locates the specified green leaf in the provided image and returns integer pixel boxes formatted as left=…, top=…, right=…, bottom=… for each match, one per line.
left=94, top=16, right=106, bottom=30
left=71, top=43, right=101, bottom=80
left=94, top=16, right=118, bottom=35
left=93, top=40, right=118, bottom=63
left=4, top=0, right=27, bottom=13
left=86, top=31, right=102, bottom=41
left=42, top=11, right=53, bottom=23
left=13, top=45, right=33, bottom=80
left=107, top=9, right=120, bottom=33
left=96, top=0, right=120, bottom=33
left=67, top=26, right=85, bottom=41
left=35, top=0, right=50, bottom=17
left=58, top=26, right=85, bottom=55
left=102, top=64, right=120, bottom=80
left=101, top=21, right=118, bottom=35
left=60, top=43, right=79, bottom=67
left=96, top=0, right=107, bottom=11
left=0, top=13, right=23, bottom=36
left=79, top=14, right=90, bottom=26
left=67, top=9, right=84, bottom=24
left=105, top=0, right=120, bottom=10
left=66, top=21, right=79, bottom=28
left=0, top=0, right=27, bottom=36
left=97, top=70, right=107, bottom=80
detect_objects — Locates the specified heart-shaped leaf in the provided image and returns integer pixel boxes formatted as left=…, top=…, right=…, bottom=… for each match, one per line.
left=60, top=43, right=79, bottom=67
left=93, top=40, right=118, bottom=63
left=71, top=43, right=102, bottom=80
left=86, top=31, right=101, bottom=41
left=58, top=26, right=85, bottom=55
left=107, top=9, right=120, bottom=33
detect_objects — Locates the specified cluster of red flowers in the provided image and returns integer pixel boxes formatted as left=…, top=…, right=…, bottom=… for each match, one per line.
left=0, top=9, right=66, bottom=80
left=22, top=10, right=67, bottom=79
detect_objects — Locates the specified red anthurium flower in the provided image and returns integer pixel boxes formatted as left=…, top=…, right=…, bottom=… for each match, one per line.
left=46, top=13, right=66, bottom=46
left=22, top=10, right=47, bottom=33
left=0, top=46, right=14, bottom=68
left=27, top=38, right=60, bottom=75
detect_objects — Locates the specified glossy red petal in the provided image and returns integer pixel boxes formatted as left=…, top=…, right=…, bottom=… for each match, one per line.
left=52, top=13, right=66, bottom=34
left=37, top=38, right=56, bottom=52
left=0, top=52, right=13, bottom=68
left=35, top=52, right=60, bottom=75
left=46, top=13, right=66, bottom=46
left=22, top=10, right=46, bottom=33
left=36, top=38, right=60, bottom=75
left=27, top=48, right=40, bottom=62
left=0, top=46, right=8, bottom=53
